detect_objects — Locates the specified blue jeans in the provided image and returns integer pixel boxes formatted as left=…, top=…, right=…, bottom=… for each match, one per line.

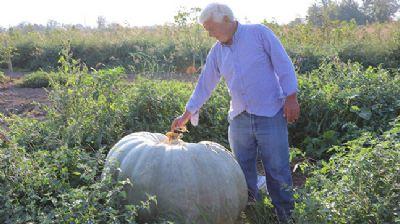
left=228, top=108, right=294, bottom=220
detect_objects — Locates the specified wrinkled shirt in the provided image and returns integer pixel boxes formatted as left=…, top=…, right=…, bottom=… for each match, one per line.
left=186, top=22, right=298, bottom=126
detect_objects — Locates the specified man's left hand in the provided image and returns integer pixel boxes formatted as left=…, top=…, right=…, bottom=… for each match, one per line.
left=283, top=93, right=300, bottom=124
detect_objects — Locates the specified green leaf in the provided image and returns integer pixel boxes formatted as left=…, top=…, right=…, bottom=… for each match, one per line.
left=347, top=93, right=359, bottom=99
left=350, top=105, right=360, bottom=112
left=358, top=108, right=372, bottom=120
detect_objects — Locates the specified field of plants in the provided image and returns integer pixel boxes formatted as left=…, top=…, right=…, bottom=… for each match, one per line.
left=0, top=11, right=399, bottom=224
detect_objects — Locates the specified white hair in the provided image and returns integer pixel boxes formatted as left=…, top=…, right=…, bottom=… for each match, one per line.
left=199, top=3, right=235, bottom=24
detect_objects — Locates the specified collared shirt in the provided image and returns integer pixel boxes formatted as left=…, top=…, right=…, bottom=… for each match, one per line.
left=186, top=22, right=298, bottom=126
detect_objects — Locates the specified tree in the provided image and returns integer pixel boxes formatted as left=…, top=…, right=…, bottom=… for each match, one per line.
left=97, top=16, right=107, bottom=29
left=0, top=39, right=17, bottom=73
left=362, top=0, right=400, bottom=23
left=307, top=0, right=339, bottom=26
left=288, top=17, right=306, bottom=26
left=47, top=20, right=59, bottom=29
left=306, top=0, right=399, bottom=25
left=337, top=0, right=367, bottom=24
left=173, top=7, right=207, bottom=71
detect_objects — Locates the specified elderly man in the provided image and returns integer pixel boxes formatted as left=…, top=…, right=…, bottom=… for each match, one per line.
left=171, top=3, right=300, bottom=222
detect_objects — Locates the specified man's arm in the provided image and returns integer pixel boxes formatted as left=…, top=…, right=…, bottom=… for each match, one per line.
left=258, top=24, right=298, bottom=97
left=171, top=46, right=221, bottom=130
left=258, top=25, right=300, bottom=123
left=185, top=47, right=221, bottom=114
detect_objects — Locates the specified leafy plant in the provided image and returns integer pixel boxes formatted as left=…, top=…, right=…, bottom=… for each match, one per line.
left=293, top=116, right=400, bottom=223
left=0, top=70, right=7, bottom=83
left=18, top=70, right=66, bottom=88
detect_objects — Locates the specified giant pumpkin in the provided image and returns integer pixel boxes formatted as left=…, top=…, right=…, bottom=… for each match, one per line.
left=103, top=131, right=247, bottom=223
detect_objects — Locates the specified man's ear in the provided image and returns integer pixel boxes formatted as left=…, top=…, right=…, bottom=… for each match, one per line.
left=223, top=15, right=230, bottom=23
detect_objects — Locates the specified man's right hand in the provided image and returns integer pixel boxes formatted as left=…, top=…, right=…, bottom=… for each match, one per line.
left=170, top=110, right=192, bottom=131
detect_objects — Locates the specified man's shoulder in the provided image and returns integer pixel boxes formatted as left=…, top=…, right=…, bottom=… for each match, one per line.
left=241, top=23, right=269, bottom=31
left=252, top=25, right=282, bottom=45
left=240, top=23, right=273, bottom=39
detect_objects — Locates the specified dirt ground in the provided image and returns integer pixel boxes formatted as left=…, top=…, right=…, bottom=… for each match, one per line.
left=0, top=72, right=48, bottom=119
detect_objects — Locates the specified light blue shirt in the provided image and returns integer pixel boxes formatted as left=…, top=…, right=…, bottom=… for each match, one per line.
left=186, top=22, right=298, bottom=125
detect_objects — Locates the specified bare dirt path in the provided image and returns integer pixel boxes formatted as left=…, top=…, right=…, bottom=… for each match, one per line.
left=0, top=72, right=49, bottom=118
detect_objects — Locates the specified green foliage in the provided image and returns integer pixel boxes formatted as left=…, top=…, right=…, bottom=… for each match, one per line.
left=125, top=77, right=191, bottom=134
left=0, top=38, right=17, bottom=70
left=2, top=45, right=399, bottom=223
left=362, top=0, right=400, bottom=23
left=293, top=117, right=400, bottom=223
left=19, top=71, right=50, bottom=88
left=173, top=7, right=208, bottom=69
left=121, top=60, right=400, bottom=155
left=47, top=66, right=129, bottom=149
left=8, top=57, right=399, bottom=159
left=6, top=115, right=57, bottom=151
left=0, top=142, right=156, bottom=223
left=294, top=60, right=400, bottom=158
left=0, top=70, right=6, bottom=83
left=241, top=195, right=281, bottom=224
left=306, top=0, right=399, bottom=25
left=7, top=47, right=129, bottom=151
left=18, top=70, right=66, bottom=88
left=125, top=77, right=231, bottom=147
left=389, top=29, right=400, bottom=68
left=1, top=20, right=399, bottom=74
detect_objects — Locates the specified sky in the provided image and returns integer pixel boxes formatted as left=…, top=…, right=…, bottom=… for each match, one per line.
left=1, top=0, right=321, bottom=28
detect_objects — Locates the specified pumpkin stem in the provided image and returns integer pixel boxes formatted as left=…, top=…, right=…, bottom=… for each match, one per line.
left=165, top=126, right=188, bottom=143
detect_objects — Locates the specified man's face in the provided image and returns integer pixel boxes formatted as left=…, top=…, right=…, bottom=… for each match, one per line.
left=203, top=17, right=231, bottom=43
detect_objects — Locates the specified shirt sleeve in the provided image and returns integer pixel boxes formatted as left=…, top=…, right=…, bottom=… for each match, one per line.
left=185, top=45, right=221, bottom=125
left=258, top=24, right=298, bottom=97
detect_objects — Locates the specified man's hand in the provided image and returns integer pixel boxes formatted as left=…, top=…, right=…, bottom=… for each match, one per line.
left=171, top=110, right=192, bottom=131
left=283, top=93, right=300, bottom=124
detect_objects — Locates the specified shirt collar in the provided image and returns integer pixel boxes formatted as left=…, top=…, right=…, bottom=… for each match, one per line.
left=220, top=21, right=242, bottom=47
